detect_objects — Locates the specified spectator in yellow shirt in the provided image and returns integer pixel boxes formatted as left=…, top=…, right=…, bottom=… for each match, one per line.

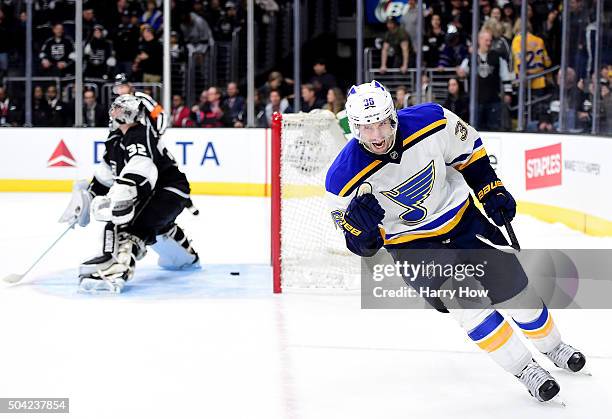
left=511, top=19, right=551, bottom=91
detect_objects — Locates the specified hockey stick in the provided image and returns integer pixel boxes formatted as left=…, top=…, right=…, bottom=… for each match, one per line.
left=2, top=220, right=77, bottom=284
left=476, top=210, right=521, bottom=253
left=501, top=210, right=521, bottom=251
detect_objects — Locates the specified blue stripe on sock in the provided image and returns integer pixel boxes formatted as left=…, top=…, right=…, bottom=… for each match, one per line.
left=468, top=310, right=504, bottom=341
left=514, top=305, right=549, bottom=331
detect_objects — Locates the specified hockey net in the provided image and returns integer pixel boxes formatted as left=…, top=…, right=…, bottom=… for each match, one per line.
left=271, top=110, right=361, bottom=292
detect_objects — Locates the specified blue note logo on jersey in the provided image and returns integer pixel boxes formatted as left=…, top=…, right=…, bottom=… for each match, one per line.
left=382, top=160, right=436, bottom=224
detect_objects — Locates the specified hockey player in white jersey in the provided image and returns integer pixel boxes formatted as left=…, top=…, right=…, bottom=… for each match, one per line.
left=59, top=95, right=199, bottom=293
left=325, top=80, right=586, bottom=402
left=113, top=73, right=167, bottom=137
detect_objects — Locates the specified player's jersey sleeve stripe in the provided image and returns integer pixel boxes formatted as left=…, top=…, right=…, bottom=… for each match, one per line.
left=447, top=138, right=484, bottom=166
left=381, top=198, right=470, bottom=245
left=402, top=118, right=447, bottom=149
left=454, top=148, right=487, bottom=170
left=338, top=160, right=382, bottom=197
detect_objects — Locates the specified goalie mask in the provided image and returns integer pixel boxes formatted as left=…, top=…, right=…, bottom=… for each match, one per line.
left=109, top=94, right=142, bottom=127
left=345, top=80, right=398, bottom=155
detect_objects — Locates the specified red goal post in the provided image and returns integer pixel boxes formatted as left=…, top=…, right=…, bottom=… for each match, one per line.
left=271, top=110, right=360, bottom=293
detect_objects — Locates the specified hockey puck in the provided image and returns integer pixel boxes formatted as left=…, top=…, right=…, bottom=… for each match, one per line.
left=230, top=271, right=240, bottom=276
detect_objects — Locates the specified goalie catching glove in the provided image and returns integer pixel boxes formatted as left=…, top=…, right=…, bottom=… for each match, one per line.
left=91, top=178, right=138, bottom=225
left=477, top=180, right=516, bottom=227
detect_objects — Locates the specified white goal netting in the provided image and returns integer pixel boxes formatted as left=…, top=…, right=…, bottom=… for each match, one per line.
left=279, top=110, right=361, bottom=289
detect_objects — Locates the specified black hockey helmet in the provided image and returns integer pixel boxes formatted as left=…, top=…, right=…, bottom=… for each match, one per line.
left=113, top=73, right=132, bottom=95
left=114, top=73, right=129, bottom=87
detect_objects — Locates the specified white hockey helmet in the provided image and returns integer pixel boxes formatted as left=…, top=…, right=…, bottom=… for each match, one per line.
left=345, top=80, right=398, bottom=154
left=109, top=94, right=142, bottom=127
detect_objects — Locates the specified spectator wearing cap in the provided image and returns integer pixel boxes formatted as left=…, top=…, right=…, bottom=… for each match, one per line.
left=380, top=17, right=410, bottom=74
left=300, top=83, right=324, bottom=113
left=309, top=59, right=337, bottom=102
left=82, top=89, right=106, bottom=127
left=84, top=25, right=116, bottom=79
left=39, top=23, right=75, bottom=76
left=0, top=87, right=23, bottom=127
left=222, top=82, right=246, bottom=127
left=216, top=1, right=240, bottom=42
left=141, top=0, right=163, bottom=35
left=112, top=9, right=140, bottom=77
left=180, top=11, right=213, bottom=55
left=134, top=25, right=163, bottom=83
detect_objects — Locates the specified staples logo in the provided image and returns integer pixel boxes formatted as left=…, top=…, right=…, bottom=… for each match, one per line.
left=525, top=143, right=562, bottom=190
left=48, top=140, right=77, bottom=168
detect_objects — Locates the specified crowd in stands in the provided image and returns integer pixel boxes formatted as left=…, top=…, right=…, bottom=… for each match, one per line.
left=375, top=0, right=612, bottom=133
left=0, top=0, right=610, bottom=134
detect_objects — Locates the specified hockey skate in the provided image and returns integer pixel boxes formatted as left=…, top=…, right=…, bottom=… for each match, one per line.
left=545, top=342, right=586, bottom=373
left=79, top=232, right=146, bottom=294
left=516, top=360, right=560, bottom=402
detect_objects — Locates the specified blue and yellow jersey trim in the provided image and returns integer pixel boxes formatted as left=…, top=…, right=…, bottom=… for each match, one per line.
left=380, top=198, right=470, bottom=245
left=447, top=138, right=488, bottom=171
left=325, top=103, right=447, bottom=198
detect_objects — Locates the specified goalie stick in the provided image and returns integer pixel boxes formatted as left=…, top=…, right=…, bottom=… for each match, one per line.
left=2, top=220, right=78, bottom=284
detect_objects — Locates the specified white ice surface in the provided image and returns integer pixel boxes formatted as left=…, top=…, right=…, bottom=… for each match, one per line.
left=0, top=193, right=610, bottom=419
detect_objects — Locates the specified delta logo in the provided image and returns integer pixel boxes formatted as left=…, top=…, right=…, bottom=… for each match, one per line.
left=47, top=140, right=77, bottom=168
left=525, top=143, right=562, bottom=190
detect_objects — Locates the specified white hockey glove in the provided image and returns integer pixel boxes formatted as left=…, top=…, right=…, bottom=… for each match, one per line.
left=92, top=179, right=138, bottom=225
left=59, top=179, right=92, bottom=227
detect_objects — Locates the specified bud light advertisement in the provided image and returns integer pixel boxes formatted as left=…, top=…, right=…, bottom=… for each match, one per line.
left=366, top=0, right=409, bottom=24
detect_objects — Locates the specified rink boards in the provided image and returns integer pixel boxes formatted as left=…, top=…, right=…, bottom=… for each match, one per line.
left=0, top=127, right=610, bottom=235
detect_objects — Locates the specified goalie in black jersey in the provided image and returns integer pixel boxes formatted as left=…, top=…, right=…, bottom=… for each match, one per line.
left=60, top=95, right=199, bottom=293
left=112, top=73, right=167, bottom=138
